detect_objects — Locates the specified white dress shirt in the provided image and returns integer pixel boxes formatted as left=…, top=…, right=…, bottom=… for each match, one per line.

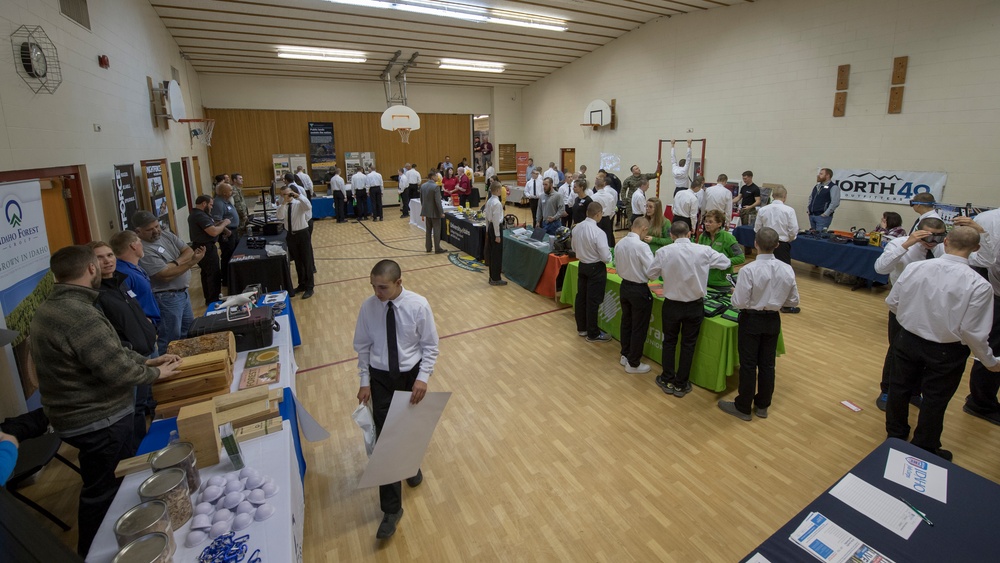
left=969, top=209, right=1000, bottom=296
left=350, top=171, right=367, bottom=192
left=406, top=168, right=421, bottom=186
left=647, top=238, right=732, bottom=302
left=886, top=254, right=999, bottom=367
left=615, top=233, right=654, bottom=283
left=558, top=182, right=574, bottom=206
left=755, top=200, right=798, bottom=242
left=703, top=184, right=733, bottom=217
left=731, top=254, right=799, bottom=311
left=353, top=288, right=440, bottom=386
left=484, top=165, right=495, bottom=181
left=275, top=194, right=312, bottom=231
left=671, top=147, right=692, bottom=190
left=397, top=172, right=408, bottom=192
left=672, top=189, right=699, bottom=219
left=365, top=170, right=383, bottom=188
left=484, top=195, right=504, bottom=235
left=631, top=188, right=647, bottom=216
left=875, top=237, right=944, bottom=284
left=909, top=209, right=942, bottom=234
left=525, top=178, right=543, bottom=199
left=330, top=174, right=347, bottom=195
left=543, top=168, right=560, bottom=185
left=593, top=187, right=618, bottom=218
left=295, top=171, right=313, bottom=193
left=571, top=218, right=612, bottom=264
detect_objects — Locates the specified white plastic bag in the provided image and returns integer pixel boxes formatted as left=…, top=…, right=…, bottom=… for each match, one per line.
left=352, top=402, right=376, bottom=456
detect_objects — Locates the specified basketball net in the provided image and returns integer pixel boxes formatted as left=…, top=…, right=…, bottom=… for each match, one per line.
left=181, top=119, right=216, bottom=148
left=397, top=128, right=411, bottom=144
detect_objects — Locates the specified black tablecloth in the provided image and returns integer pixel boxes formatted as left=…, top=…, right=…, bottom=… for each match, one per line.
left=742, top=438, right=1000, bottom=562
left=444, top=213, right=486, bottom=260
left=228, top=232, right=294, bottom=293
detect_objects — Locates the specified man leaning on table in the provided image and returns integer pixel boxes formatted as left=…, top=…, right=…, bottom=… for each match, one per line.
left=354, top=259, right=440, bottom=540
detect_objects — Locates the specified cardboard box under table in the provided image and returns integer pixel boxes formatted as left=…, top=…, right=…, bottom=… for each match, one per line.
left=560, top=261, right=785, bottom=392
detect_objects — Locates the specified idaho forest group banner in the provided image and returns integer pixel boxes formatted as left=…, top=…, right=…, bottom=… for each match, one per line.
left=832, top=169, right=947, bottom=205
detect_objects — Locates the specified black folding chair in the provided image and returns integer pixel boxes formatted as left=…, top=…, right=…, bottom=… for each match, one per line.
left=5, top=432, right=80, bottom=531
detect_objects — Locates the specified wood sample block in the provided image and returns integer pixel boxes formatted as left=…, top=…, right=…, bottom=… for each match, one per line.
left=833, top=92, right=847, bottom=117
left=264, top=416, right=284, bottom=434
left=177, top=401, right=221, bottom=468
left=888, top=86, right=904, bottom=114
left=214, top=385, right=270, bottom=413
left=152, top=367, right=232, bottom=403
left=156, top=387, right=231, bottom=419
left=216, top=401, right=280, bottom=429
left=892, top=56, right=908, bottom=85
left=166, top=332, right=236, bottom=362
left=115, top=452, right=154, bottom=478
left=235, top=422, right=267, bottom=443
left=836, top=64, right=850, bottom=90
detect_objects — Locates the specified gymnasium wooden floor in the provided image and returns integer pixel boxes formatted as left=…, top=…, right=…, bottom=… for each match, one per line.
left=20, top=206, right=1000, bottom=561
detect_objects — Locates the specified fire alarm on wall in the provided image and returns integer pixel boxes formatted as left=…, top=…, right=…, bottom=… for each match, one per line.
left=98, top=55, right=109, bottom=69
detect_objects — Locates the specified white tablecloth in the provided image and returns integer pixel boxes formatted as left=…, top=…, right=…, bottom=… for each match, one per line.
left=409, top=200, right=457, bottom=231
left=87, top=423, right=305, bottom=563
left=231, top=315, right=297, bottom=394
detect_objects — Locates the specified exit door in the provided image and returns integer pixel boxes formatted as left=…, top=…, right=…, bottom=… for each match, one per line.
left=560, top=149, right=575, bottom=176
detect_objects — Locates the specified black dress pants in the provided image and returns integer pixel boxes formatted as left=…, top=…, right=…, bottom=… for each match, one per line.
left=334, top=191, right=347, bottom=222
left=661, top=298, right=704, bottom=387
left=620, top=280, right=653, bottom=367
left=528, top=198, right=539, bottom=227
left=486, top=223, right=502, bottom=282
left=62, top=414, right=134, bottom=556
left=674, top=215, right=692, bottom=231
left=371, top=186, right=384, bottom=219
left=966, top=294, right=1000, bottom=415
left=424, top=217, right=443, bottom=252
left=219, top=233, right=238, bottom=286
left=879, top=311, right=903, bottom=394
left=356, top=188, right=369, bottom=219
left=598, top=216, right=615, bottom=248
left=886, top=329, right=969, bottom=454
left=734, top=310, right=781, bottom=414
left=775, top=241, right=792, bottom=265
left=370, top=364, right=420, bottom=514
left=197, top=243, right=221, bottom=307
left=400, top=190, right=410, bottom=217
left=575, top=261, right=607, bottom=338
left=286, top=229, right=315, bottom=291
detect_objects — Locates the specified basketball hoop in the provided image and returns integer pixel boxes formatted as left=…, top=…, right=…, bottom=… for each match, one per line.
left=396, top=128, right=411, bottom=144
left=178, top=118, right=216, bottom=148
left=381, top=105, right=420, bottom=144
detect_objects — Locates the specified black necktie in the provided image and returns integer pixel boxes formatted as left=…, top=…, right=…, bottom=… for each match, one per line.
left=926, top=248, right=935, bottom=260
left=286, top=201, right=293, bottom=232
left=386, top=302, right=399, bottom=376
left=910, top=218, right=919, bottom=234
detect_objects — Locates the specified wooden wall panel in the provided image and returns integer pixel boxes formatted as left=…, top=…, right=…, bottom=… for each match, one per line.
left=204, top=108, right=472, bottom=188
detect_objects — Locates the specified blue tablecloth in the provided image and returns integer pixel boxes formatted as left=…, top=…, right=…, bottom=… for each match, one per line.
left=733, top=226, right=888, bottom=285
left=742, top=438, right=1000, bottom=562
left=311, top=195, right=371, bottom=219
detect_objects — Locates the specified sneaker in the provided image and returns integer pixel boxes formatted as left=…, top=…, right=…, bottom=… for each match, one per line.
left=655, top=375, right=672, bottom=394
left=962, top=403, right=1000, bottom=426
left=876, top=393, right=888, bottom=412
left=489, top=280, right=508, bottom=286
left=754, top=407, right=768, bottom=418
left=671, top=382, right=693, bottom=398
left=578, top=331, right=588, bottom=337
left=376, top=509, right=404, bottom=539
left=586, top=331, right=612, bottom=343
left=620, top=355, right=628, bottom=366
left=406, top=468, right=423, bottom=487
left=718, top=401, right=752, bottom=421
left=625, top=363, right=651, bottom=374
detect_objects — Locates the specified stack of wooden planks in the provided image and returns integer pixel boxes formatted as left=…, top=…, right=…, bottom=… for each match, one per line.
left=154, top=332, right=237, bottom=417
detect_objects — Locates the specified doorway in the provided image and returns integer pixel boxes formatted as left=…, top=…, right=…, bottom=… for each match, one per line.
left=182, top=157, right=194, bottom=212
left=560, top=148, right=576, bottom=177
left=39, top=178, right=75, bottom=251
left=192, top=156, right=204, bottom=196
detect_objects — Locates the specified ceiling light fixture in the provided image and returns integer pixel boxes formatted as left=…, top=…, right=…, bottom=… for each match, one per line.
left=439, top=58, right=505, bottom=73
left=276, top=45, right=367, bottom=63
left=324, top=0, right=567, bottom=32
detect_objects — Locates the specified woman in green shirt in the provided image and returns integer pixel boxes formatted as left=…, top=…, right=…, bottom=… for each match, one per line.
left=642, top=197, right=672, bottom=254
left=698, top=209, right=745, bottom=290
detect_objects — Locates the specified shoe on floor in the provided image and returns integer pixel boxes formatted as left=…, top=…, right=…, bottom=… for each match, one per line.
left=406, top=468, right=423, bottom=487
left=620, top=355, right=628, bottom=366
left=754, top=407, right=768, bottom=418
left=489, top=279, right=508, bottom=286
left=932, top=448, right=953, bottom=462
left=435, top=249, right=448, bottom=254
left=655, top=375, right=672, bottom=394
left=376, top=509, right=404, bottom=539
left=962, top=403, right=1000, bottom=426
left=301, top=290, right=314, bottom=300
left=578, top=331, right=588, bottom=337
left=586, top=331, right=612, bottom=343
left=876, top=393, right=888, bottom=412
left=718, top=401, right=752, bottom=421
left=780, top=306, right=801, bottom=314
left=294, top=286, right=305, bottom=293
left=625, top=362, right=651, bottom=374
left=672, top=382, right=693, bottom=398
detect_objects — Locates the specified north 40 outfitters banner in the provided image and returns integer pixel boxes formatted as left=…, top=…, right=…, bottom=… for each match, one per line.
left=833, top=169, right=947, bottom=205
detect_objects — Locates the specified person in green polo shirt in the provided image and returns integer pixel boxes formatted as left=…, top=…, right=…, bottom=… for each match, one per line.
left=698, top=209, right=745, bottom=291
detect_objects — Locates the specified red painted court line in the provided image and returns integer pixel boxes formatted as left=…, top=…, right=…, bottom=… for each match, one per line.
left=315, top=263, right=451, bottom=287
left=296, top=306, right=567, bottom=374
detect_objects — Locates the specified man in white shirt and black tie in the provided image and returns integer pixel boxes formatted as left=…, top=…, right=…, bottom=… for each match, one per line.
left=351, top=167, right=369, bottom=220
left=671, top=176, right=701, bottom=231
left=591, top=176, right=619, bottom=248
left=885, top=226, right=1000, bottom=461
left=483, top=181, right=507, bottom=286
left=294, top=166, right=314, bottom=198
left=329, top=167, right=348, bottom=223
left=754, top=186, right=798, bottom=265
left=615, top=217, right=655, bottom=373
left=648, top=221, right=731, bottom=398
left=908, top=193, right=941, bottom=234
left=718, top=228, right=799, bottom=421
left=703, top=174, right=734, bottom=218
left=571, top=202, right=613, bottom=343
left=397, top=167, right=409, bottom=219
left=630, top=178, right=649, bottom=225
left=525, top=169, right=543, bottom=228
left=366, top=165, right=385, bottom=221
left=276, top=184, right=315, bottom=299
left=670, top=139, right=693, bottom=196
left=354, top=259, right=440, bottom=539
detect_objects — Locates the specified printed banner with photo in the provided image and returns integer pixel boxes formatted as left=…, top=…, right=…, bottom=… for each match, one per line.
left=345, top=152, right=376, bottom=173
left=308, top=122, right=336, bottom=173
left=833, top=169, right=947, bottom=205
left=113, top=164, right=139, bottom=231
left=145, top=162, right=171, bottom=232
left=0, top=180, right=52, bottom=409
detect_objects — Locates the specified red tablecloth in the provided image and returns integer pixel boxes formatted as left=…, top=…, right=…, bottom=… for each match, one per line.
left=534, top=253, right=576, bottom=298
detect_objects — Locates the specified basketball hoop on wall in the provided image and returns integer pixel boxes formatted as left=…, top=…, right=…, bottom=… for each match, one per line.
left=581, top=99, right=616, bottom=131
left=381, top=105, right=420, bottom=144
left=178, top=118, right=215, bottom=148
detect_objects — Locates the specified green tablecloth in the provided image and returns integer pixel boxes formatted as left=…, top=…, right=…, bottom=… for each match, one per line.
left=502, top=230, right=551, bottom=290
left=560, top=261, right=785, bottom=392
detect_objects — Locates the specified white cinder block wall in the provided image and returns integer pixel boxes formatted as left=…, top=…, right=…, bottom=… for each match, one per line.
left=518, top=0, right=1000, bottom=229
left=0, top=0, right=210, bottom=240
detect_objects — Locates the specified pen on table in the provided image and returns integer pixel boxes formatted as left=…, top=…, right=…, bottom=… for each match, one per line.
left=898, top=495, right=934, bottom=526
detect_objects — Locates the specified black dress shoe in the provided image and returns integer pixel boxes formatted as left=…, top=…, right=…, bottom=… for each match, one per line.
left=406, top=468, right=423, bottom=487
left=301, top=290, right=314, bottom=300
left=376, top=509, right=404, bottom=539
left=435, top=249, right=448, bottom=254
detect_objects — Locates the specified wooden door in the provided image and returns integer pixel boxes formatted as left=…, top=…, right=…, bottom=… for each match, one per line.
left=192, top=156, right=204, bottom=196
left=40, top=178, right=75, bottom=251
left=182, top=157, right=194, bottom=212
left=561, top=149, right=575, bottom=176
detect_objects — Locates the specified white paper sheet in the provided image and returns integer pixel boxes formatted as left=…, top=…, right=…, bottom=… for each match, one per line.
left=746, top=553, right=772, bottom=563
left=829, top=473, right=921, bottom=539
left=789, top=512, right=896, bottom=563
left=883, top=448, right=948, bottom=503
left=357, top=391, right=451, bottom=488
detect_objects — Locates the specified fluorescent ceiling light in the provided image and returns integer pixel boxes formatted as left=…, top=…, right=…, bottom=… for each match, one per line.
left=475, top=114, right=489, bottom=119
left=439, top=58, right=505, bottom=73
left=324, top=0, right=567, bottom=32
left=277, top=46, right=367, bottom=63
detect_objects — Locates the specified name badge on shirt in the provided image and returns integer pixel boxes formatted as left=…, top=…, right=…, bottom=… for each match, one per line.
left=157, top=246, right=166, bottom=254
left=127, top=290, right=137, bottom=298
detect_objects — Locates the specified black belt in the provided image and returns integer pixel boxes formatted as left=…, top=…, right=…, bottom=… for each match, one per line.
left=741, top=309, right=779, bottom=316
left=621, top=279, right=648, bottom=287
left=288, top=228, right=308, bottom=235
left=155, top=289, right=187, bottom=294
